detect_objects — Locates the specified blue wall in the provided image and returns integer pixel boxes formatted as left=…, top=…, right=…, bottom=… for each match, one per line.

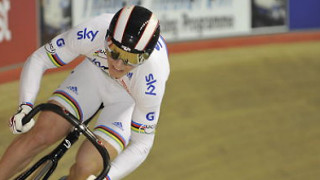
left=289, top=0, right=320, bottom=30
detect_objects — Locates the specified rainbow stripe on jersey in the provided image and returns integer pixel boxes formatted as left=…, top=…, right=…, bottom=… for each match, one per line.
left=46, top=52, right=66, bottom=67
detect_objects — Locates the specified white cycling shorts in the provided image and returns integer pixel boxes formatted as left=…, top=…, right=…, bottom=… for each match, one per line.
left=49, top=59, right=135, bottom=153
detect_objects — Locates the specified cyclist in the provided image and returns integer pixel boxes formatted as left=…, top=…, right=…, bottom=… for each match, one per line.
left=0, top=5, right=169, bottom=180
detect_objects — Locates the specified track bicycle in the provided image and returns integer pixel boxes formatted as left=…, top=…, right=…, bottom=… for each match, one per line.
left=14, top=103, right=110, bottom=180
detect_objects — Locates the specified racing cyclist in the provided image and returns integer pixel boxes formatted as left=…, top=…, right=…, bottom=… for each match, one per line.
left=0, top=5, right=169, bottom=180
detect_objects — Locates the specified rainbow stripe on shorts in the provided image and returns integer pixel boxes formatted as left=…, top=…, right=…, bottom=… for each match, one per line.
left=52, top=90, right=83, bottom=121
left=94, top=125, right=126, bottom=151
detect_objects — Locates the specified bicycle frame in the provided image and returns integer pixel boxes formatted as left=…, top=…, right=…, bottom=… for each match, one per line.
left=14, top=103, right=110, bottom=180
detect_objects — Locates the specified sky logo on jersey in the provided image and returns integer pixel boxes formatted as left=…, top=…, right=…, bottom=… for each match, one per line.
left=77, top=28, right=99, bottom=42
left=146, top=112, right=155, bottom=121
left=56, top=38, right=65, bottom=47
left=145, top=73, right=157, bottom=96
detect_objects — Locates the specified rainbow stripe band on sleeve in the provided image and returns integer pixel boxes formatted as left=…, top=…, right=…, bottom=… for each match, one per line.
left=52, top=90, right=83, bottom=121
left=131, top=121, right=148, bottom=134
left=46, top=52, right=66, bottom=67
left=94, top=125, right=126, bottom=151
left=22, top=102, right=34, bottom=108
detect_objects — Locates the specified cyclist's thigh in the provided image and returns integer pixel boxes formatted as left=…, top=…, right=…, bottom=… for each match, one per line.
left=74, top=134, right=117, bottom=167
left=30, top=101, right=74, bottom=144
left=49, top=60, right=103, bottom=122
left=93, top=85, right=135, bottom=154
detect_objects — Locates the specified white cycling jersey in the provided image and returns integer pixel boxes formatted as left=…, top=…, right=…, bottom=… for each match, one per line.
left=19, top=13, right=170, bottom=179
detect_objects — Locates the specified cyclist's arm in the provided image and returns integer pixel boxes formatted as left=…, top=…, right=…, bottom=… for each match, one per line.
left=19, top=14, right=107, bottom=106
left=108, top=74, right=168, bottom=179
left=19, top=34, right=79, bottom=105
left=107, top=106, right=159, bottom=180
left=108, top=131, right=156, bottom=179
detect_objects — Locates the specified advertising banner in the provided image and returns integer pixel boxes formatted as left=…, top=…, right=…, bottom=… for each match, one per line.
left=72, top=0, right=251, bottom=42
left=149, top=0, right=251, bottom=42
left=0, top=0, right=38, bottom=68
left=289, top=0, right=320, bottom=30
left=251, top=0, right=287, bottom=28
left=72, top=0, right=132, bottom=26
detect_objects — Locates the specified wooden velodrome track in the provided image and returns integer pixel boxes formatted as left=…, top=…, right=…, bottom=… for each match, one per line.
left=0, top=31, right=320, bottom=179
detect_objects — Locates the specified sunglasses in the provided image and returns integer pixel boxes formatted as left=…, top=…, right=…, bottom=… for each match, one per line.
left=105, top=37, right=150, bottom=67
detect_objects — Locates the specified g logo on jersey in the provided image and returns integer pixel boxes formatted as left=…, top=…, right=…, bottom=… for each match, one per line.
left=56, top=38, right=65, bottom=47
left=146, top=112, right=155, bottom=121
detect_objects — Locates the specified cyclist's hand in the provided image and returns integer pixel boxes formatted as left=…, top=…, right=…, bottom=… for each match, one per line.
left=9, top=104, right=35, bottom=134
